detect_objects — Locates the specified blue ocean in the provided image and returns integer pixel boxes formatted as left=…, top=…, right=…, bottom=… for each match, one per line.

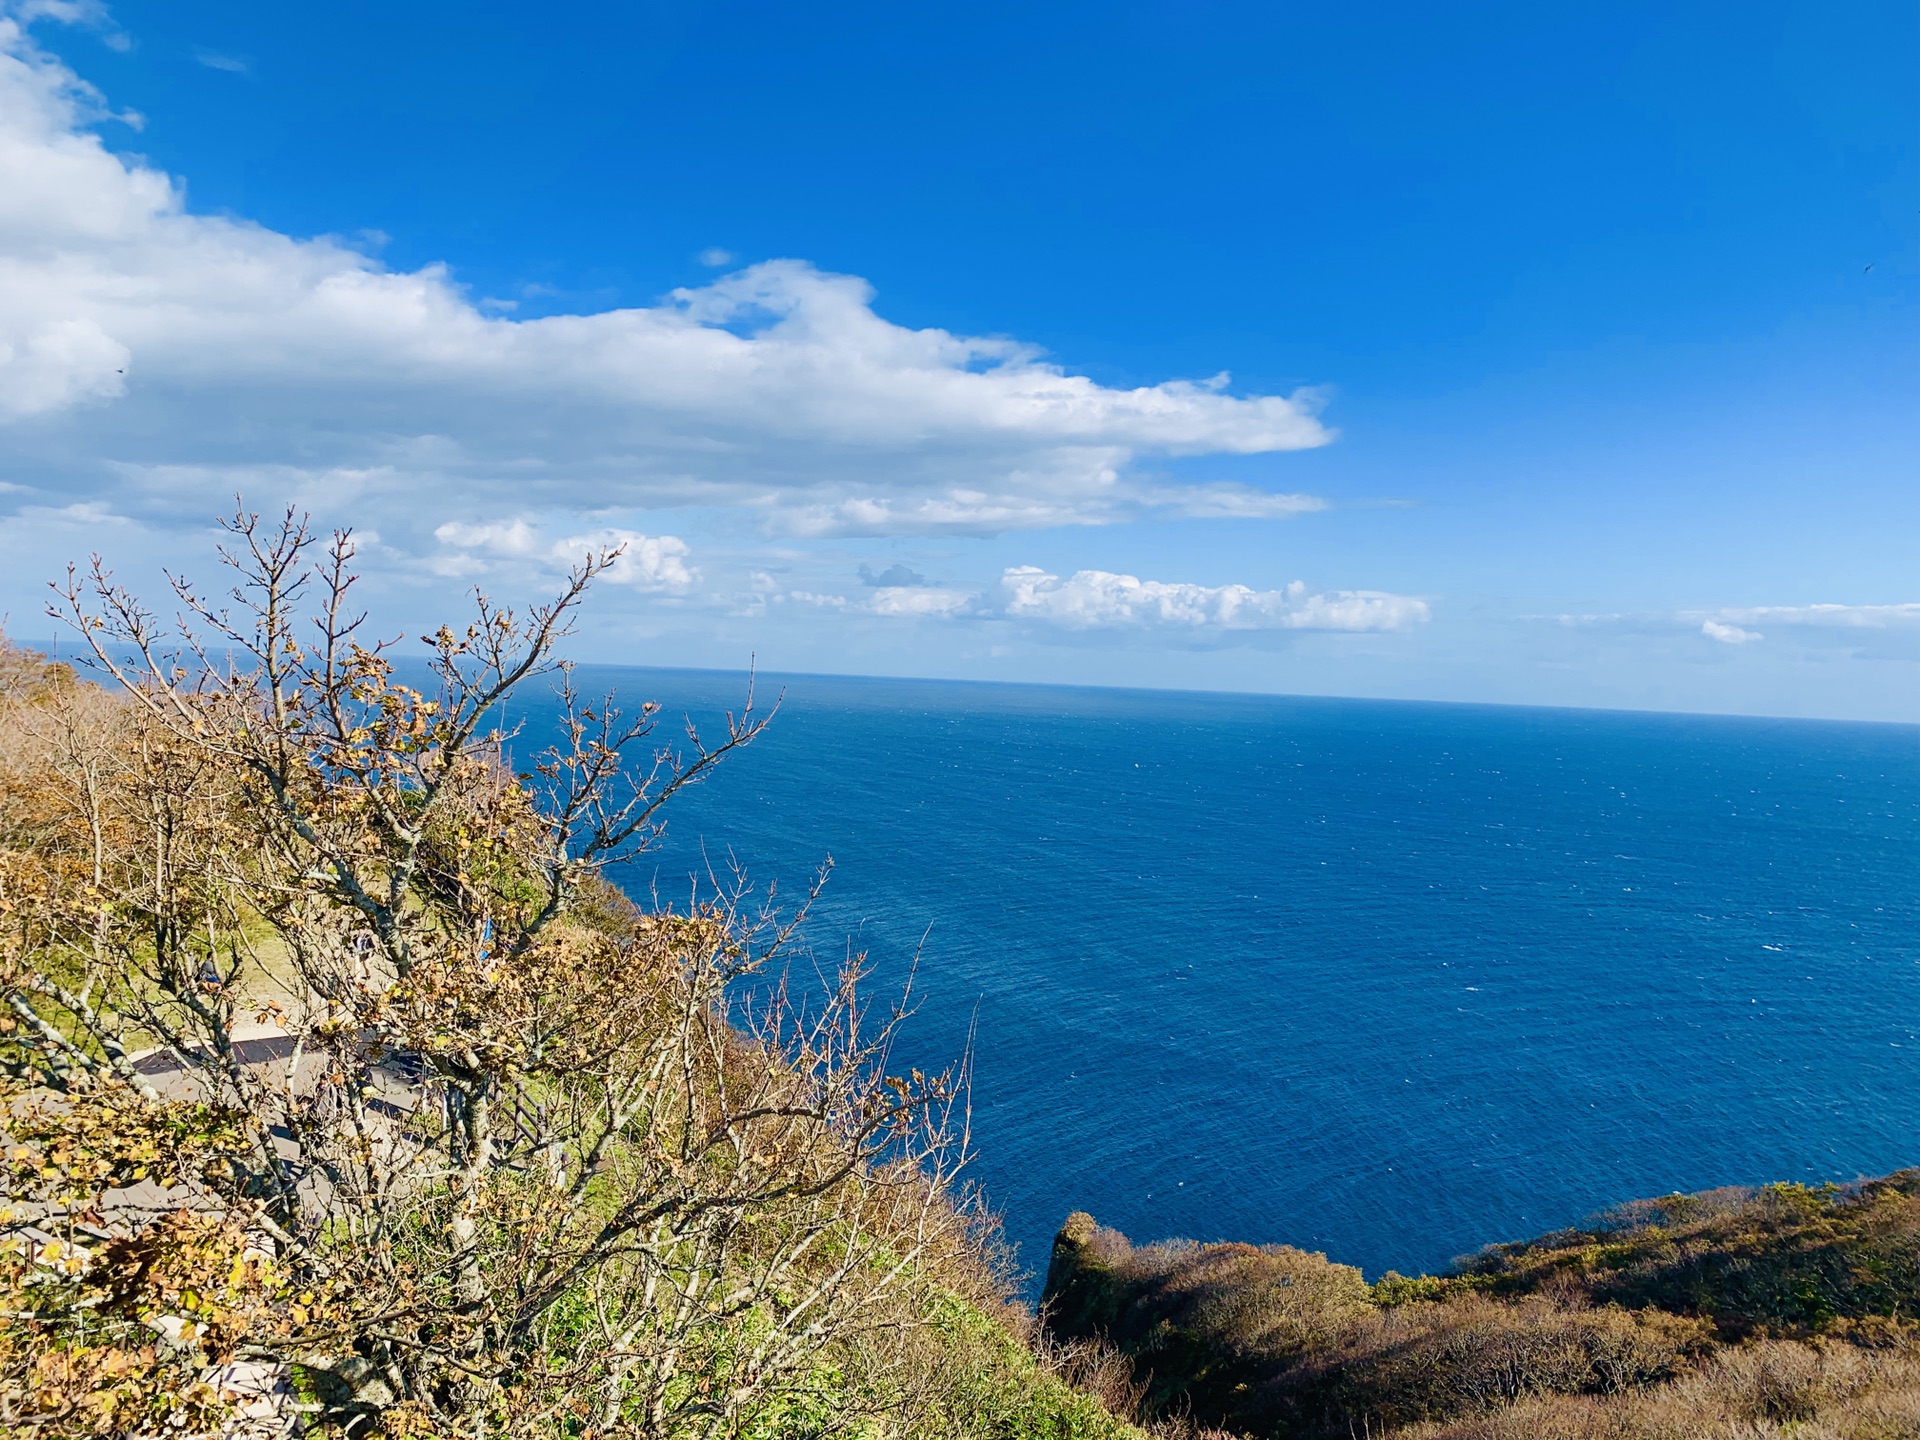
left=574, top=668, right=1920, bottom=1289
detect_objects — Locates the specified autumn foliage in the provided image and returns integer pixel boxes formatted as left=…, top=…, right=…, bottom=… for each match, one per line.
left=0, top=510, right=1131, bottom=1439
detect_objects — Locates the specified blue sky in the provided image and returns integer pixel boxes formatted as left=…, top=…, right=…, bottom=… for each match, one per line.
left=0, top=0, right=1915, bottom=716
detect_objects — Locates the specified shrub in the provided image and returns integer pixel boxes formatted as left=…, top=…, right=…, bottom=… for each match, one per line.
left=1457, top=1171, right=1920, bottom=1337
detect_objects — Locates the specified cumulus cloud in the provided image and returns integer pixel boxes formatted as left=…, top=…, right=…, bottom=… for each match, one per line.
left=0, top=17, right=1335, bottom=542
left=765, top=565, right=1425, bottom=636
left=997, top=568, right=1429, bottom=633
left=433, top=519, right=696, bottom=591
left=782, top=584, right=973, bottom=617
left=1701, top=619, right=1762, bottom=645
left=867, top=585, right=975, bottom=617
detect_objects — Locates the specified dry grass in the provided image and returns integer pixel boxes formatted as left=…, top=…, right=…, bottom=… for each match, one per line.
left=1043, top=1191, right=1920, bottom=1439
left=1397, top=1337, right=1920, bottom=1438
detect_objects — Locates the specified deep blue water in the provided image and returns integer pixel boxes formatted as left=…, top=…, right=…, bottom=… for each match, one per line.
left=558, top=668, right=1920, bottom=1288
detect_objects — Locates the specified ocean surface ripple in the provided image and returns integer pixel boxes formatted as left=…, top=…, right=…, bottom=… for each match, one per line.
left=560, top=669, right=1920, bottom=1288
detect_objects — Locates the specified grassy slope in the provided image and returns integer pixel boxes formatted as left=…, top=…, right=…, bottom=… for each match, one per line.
left=919, top=1294, right=1150, bottom=1440
left=1445, top=1171, right=1920, bottom=1336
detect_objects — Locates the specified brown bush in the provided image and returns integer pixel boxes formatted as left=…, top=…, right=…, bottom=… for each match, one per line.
left=1043, top=1216, right=1708, bottom=1438
left=1397, top=1336, right=1920, bottom=1439
left=1299, top=1294, right=1705, bottom=1434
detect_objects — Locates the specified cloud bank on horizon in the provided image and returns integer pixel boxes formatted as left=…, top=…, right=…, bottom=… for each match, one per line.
left=776, top=567, right=1430, bottom=636
left=1540, top=602, right=1920, bottom=656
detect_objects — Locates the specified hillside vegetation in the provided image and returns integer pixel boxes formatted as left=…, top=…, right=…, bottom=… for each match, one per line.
left=1042, top=1175, right=1920, bottom=1438
left=0, top=510, right=1144, bottom=1439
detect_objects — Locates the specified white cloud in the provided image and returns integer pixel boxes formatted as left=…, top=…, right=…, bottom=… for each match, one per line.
left=557, top=529, right=696, bottom=590
left=765, top=566, right=1425, bottom=635
left=1707, top=603, right=1920, bottom=631
left=18, top=498, right=126, bottom=524
left=866, top=585, right=976, bottom=617
left=775, top=490, right=1117, bottom=539
left=1544, top=612, right=1625, bottom=627
left=0, top=316, right=128, bottom=419
left=998, top=568, right=1428, bottom=633
left=192, top=50, right=250, bottom=75
left=1701, top=619, right=1762, bottom=645
left=1131, top=483, right=1328, bottom=520
left=5, top=0, right=122, bottom=47
left=433, top=519, right=696, bottom=592
left=435, top=518, right=540, bottom=555
left=0, top=18, right=1335, bottom=541
left=768, top=479, right=1326, bottom=538
left=1545, top=606, right=1920, bottom=645
left=696, top=247, right=735, bottom=267
left=757, top=561, right=1428, bottom=633
left=780, top=585, right=973, bottom=617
